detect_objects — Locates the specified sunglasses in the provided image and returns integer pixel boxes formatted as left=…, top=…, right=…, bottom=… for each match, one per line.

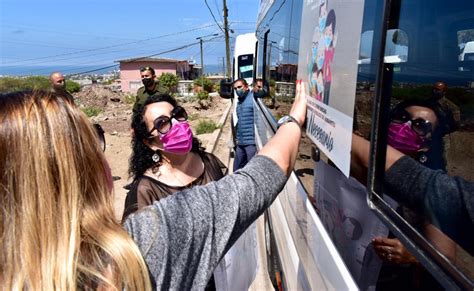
left=391, top=109, right=433, bottom=137
left=148, top=106, right=188, bottom=136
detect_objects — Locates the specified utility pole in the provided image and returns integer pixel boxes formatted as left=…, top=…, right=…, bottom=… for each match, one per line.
left=196, top=33, right=218, bottom=90
left=199, top=38, right=204, bottom=88
left=223, top=0, right=231, bottom=78
left=222, top=57, right=225, bottom=76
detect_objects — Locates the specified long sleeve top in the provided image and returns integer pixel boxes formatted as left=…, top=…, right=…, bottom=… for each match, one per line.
left=385, top=156, right=474, bottom=254
left=124, top=155, right=287, bottom=290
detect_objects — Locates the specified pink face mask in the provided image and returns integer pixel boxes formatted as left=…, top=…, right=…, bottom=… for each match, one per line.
left=159, top=120, right=193, bottom=154
left=387, top=122, right=425, bottom=154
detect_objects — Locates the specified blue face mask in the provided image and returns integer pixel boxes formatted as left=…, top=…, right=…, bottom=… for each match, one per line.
left=236, top=88, right=247, bottom=98
left=312, top=46, right=318, bottom=58
left=324, top=35, right=332, bottom=48
left=317, top=81, right=324, bottom=93
left=317, top=55, right=324, bottom=69
left=319, top=17, right=326, bottom=32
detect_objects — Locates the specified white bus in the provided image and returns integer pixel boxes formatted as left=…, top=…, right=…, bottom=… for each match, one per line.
left=222, top=0, right=473, bottom=289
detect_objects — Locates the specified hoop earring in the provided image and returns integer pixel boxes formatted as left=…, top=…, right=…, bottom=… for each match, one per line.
left=419, top=153, right=428, bottom=164
left=152, top=152, right=161, bottom=163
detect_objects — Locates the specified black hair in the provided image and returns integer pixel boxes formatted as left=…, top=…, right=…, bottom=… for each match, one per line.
left=140, top=66, right=155, bottom=75
left=325, top=10, right=336, bottom=45
left=233, top=78, right=248, bottom=86
left=129, top=93, right=204, bottom=178
left=391, top=98, right=450, bottom=170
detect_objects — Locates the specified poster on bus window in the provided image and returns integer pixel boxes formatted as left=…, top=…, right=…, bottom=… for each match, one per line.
left=298, top=0, right=365, bottom=176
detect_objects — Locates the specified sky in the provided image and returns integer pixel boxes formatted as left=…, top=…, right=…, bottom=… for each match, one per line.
left=0, top=0, right=259, bottom=76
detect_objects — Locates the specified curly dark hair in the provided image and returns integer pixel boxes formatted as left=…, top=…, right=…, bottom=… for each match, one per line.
left=390, top=98, right=451, bottom=170
left=129, top=93, right=204, bottom=178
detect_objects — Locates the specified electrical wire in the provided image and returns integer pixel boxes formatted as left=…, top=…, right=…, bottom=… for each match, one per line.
left=204, top=0, right=225, bottom=33
left=2, top=24, right=216, bottom=65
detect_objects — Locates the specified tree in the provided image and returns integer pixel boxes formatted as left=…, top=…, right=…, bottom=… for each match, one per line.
left=193, top=76, right=213, bottom=93
left=158, top=73, right=179, bottom=92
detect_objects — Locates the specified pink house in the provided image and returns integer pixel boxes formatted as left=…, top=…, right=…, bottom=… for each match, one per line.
left=117, top=57, right=193, bottom=93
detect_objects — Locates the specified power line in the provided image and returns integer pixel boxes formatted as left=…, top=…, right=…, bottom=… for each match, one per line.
left=213, top=0, right=224, bottom=22
left=204, top=0, right=225, bottom=33
left=68, top=41, right=202, bottom=76
left=2, top=24, right=216, bottom=65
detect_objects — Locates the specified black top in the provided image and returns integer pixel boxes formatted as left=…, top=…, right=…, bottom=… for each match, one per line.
left=122, top=152, right=227, bottom=221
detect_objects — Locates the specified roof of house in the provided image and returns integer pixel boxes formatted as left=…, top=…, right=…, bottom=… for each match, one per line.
left=116, top=57, right=185, bottom=63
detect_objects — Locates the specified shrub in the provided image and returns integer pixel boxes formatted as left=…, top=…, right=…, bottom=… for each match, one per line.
left=82, top=106, right=102, bottom=117
left=66, top=80, right=81, bottom=93
left=188, top=113, right=199, bottom=121
left=0, top=76, right=81, bottom=93
left=197, top=90, right=209, bottom=101
left=123, top=94, right=135, bottom=104
left=195, top=119, right=219, bottom=135
left=158, top=73, right=179, bottom=92
left=194, top=77, right=213, bottom=92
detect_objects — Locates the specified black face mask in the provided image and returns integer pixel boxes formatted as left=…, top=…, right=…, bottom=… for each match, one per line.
left=142, top=77, right=154, bottom=87
left=253, top=88, right=267, bottom=98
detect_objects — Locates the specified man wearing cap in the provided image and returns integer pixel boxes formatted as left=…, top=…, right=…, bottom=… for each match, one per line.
left=133, top=66, right=168, bottom=113
left=431, top=81, right=460, bottom=131
left=50, top=71, right=74, bottom=102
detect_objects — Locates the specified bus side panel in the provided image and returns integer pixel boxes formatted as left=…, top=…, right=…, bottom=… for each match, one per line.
left=254, top=101, right=358, bottom=290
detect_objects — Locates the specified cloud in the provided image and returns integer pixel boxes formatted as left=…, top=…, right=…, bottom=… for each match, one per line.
left=179, top=17, right=200, bottom=23
left=11, top=29, right=25, bottom=34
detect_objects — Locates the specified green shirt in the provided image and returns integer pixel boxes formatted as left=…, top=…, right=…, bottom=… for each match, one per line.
left=133, top=81, right=168, bottom=112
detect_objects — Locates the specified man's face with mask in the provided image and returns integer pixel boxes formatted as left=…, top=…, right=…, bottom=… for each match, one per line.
left=140, top=69, right=156, bottom=88
left=432, top=81, right=447, bottom=100
left=253, top=81, right=266, bottom=98
left=233, top=80, right=248, bottom=98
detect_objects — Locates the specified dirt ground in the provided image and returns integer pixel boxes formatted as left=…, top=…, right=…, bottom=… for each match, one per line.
left=74, top=85, right=232, bottom=218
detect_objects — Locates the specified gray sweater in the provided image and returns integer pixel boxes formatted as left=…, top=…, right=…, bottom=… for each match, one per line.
left=385, top=156, right=474, bottom=254
left=124, top=156, right=287, bottom=290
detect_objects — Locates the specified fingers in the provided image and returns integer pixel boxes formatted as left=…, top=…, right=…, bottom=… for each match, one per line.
left=290, top=80, right=307, bottom=126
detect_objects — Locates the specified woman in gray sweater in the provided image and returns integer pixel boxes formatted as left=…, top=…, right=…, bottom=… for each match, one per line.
left=0, top=81, right=307, bottom=290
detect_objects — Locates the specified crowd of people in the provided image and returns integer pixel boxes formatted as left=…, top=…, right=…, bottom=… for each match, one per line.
left=1, top=65, right=471, bottom=290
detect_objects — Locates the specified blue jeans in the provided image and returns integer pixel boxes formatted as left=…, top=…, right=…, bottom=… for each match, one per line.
left=233, top=144, right=257, bottom=171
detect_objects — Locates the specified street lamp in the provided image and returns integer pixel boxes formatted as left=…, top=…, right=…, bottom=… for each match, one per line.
left=196, top=33, right=219, bottom=90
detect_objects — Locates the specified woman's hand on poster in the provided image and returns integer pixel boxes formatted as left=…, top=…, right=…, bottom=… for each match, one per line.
left=291, top=80, right=308, bottom=126
left=373, top=237, right=418, bottom=264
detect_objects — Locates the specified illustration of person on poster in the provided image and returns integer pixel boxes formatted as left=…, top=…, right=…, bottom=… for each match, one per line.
left=322, top=9, right=336, bottom=104
left=309, top=0, right=337, bottom=105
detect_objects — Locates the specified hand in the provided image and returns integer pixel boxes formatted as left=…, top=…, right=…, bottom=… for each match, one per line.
left=373, top=237, right=418, bottom=264
left=290, top=80, right=308, bottom=126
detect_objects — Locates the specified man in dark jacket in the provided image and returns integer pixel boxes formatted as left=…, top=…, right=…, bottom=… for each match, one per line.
left=133, top=66, right=168, bottom=113
left=233, top=78, right=257, bottom=171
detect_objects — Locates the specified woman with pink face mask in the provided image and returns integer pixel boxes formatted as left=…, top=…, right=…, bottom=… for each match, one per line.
left=387, top=99, right=451, bottom=170
left=374, top=98, right=454, bottom=289
left=123, top=94, right=227, bottom=221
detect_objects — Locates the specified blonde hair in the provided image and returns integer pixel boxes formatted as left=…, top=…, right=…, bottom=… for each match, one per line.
left=0, top=91, right=151, bottom=290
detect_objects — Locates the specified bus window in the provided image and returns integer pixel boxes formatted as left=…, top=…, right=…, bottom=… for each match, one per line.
left=238, top=54, right=253, bottom=79
left=458, top=29, right=474, bottom=71
left=256, top=0, right=315, bottom=198
left=359, top=29, right=408, bottom=64
left=364, top=0, right=474, bottom=288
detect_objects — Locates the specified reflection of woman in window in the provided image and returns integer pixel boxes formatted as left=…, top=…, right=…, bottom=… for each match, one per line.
left=374, top=99, right=454, bottom=290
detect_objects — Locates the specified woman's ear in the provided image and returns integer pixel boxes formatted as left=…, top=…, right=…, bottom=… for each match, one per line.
left=143, top=137, right=161, bottom=151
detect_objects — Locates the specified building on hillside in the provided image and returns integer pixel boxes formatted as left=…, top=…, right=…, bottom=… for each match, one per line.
left=117, top=57, right=195, bottom=93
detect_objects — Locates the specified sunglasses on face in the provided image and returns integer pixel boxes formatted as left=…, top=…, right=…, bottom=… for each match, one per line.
left=148, top=106, right=188, bottom=136
left=391, top=109, right=433, bottom=137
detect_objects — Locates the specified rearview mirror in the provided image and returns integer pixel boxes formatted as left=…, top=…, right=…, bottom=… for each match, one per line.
left=219, top=78, right=233, bottom=99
